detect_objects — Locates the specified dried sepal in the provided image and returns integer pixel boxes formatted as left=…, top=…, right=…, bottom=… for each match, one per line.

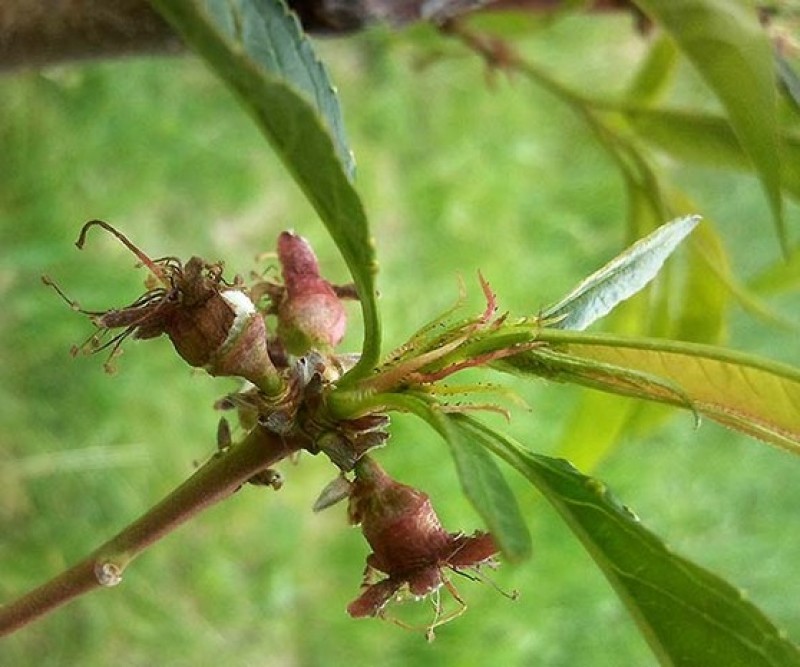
left=312, top=474, right=353, bottom=512
left=214, top=353, right=389, bottom=470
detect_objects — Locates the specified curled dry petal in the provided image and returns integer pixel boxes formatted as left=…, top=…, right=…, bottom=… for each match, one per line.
left=346, top=579, right=403, bottom=619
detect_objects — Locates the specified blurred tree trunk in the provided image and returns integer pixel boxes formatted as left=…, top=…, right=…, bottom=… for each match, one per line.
left=0, top=0, right=180, bottom=70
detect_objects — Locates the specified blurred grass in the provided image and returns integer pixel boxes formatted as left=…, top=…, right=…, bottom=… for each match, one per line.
left=1, top=12, right=799, bottom=667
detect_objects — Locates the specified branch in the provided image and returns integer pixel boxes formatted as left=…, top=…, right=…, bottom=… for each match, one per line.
left=0, top=0, right=182, bottom=71
left=0, top=425, right=300, bottom=636
left=0, top=0, right=639, bottom=72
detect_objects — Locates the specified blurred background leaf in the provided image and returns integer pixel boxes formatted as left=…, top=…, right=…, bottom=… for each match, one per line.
left=631, top=0, right=786, bottom=250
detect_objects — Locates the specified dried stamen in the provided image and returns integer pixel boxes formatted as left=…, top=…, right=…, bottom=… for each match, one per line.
left=76, top=220, right=170, bottom=286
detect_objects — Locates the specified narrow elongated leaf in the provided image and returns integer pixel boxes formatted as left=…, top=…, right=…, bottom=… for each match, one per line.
left=631, top=0, right=786, bottom=249
left=552, top=183, right=658, bottom=470
left=621, top=107, right=800, bottom=202
left=440, top=415, right=533, bottom=563
left=626, top=35, right=679, bottom=105
left=495, top=330, right=800, bottom=454
left=176, top=0, right=354, bottom=175
left=777, top=54, right=800, bottom=111
left=554, top=390, right=636, bottom=473
left=625, top=107, right=748, bottom=168
left=599, top=210, right=733, bottom=452
left=454, top=415, right=800, bottom=667
left=542, top=215, right=700, bottom=331
left=386, top=393, right=532, bottom=562
left=149, top=0, right=381, bottom=377
left=670, top=205, right=729, bottom=344
left=749, top=247, right=800, bottom=295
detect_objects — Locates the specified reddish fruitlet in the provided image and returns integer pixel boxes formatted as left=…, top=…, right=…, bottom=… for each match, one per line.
left=346, top=456, right=498, bottom=635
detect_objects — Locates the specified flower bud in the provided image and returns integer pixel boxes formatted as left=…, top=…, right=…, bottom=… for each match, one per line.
left=276, top=231, right=347, bottom=355
left=348, top=457, right=452, bottom=574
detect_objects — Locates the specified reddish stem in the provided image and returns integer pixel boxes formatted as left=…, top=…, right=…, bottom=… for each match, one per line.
left=0, top=426, right=300, bottom=636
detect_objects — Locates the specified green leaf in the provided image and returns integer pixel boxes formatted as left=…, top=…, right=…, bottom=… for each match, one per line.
left=188, top=0, right=354, bottom=175
left=383, top=394, right=532, bottom=562
left=148, top=0, right=381, bottom=377
left=625, top=107, right=748, bottom=167
left=630, top=0, right=786, bottom=250
left=543, top=215, right=700, bottom=331
left=749, top=246, right=800, bottom=295
left=621, top=107, right=800, bottom=202
left=454, top=416, right=800, bottom=667
left=495, top=330, right=800, bottom=454
left=777, top=54, right=800, bottom=112
left=553, top=215, right=729, bottom=471
left=671, top=211, right=729, bottom=344
left=551, top=184, right=658, bottom=471
left=626, top=35, right=679, bottom=105
left=440, top=415, right=533, bottom=563
left=555, top=391, right=637, bottom=473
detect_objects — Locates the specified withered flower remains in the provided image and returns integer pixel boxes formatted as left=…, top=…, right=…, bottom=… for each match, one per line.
left=48, top=221, right=511, bottom=639
left=347, top=456, right=498, bottom=634
left=45, top=220, right=279, bottom=392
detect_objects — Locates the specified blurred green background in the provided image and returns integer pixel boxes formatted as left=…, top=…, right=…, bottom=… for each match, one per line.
left=2, top=12, right=800, bottom=666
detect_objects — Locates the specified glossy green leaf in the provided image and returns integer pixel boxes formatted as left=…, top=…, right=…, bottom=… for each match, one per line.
left=554, top=206, right=730, bottom=470
left=454, top=416, right=800, bottom=667
left=496, top=330, right=800, bottom=454
left=621, top=107, right=800, bottom=202
left=631, top=0, right=786, bottom=249
left=149, top=0, right=381, bottom=377
left=551, top=185, right=665, bottom=471
left=176, top=0, right=353, bottom=175
left=384, top=393, right=532, bottom=562
left=609, top=212, right=733, bottom=447
left=543, top=215, right=700, bottom=331
left=626, top=107, right=747, bottom=167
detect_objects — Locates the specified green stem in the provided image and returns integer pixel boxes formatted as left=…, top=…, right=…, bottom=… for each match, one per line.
left=447, top=23, right=667, bottom=229
left=0, top=425, right=299, bottom=636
